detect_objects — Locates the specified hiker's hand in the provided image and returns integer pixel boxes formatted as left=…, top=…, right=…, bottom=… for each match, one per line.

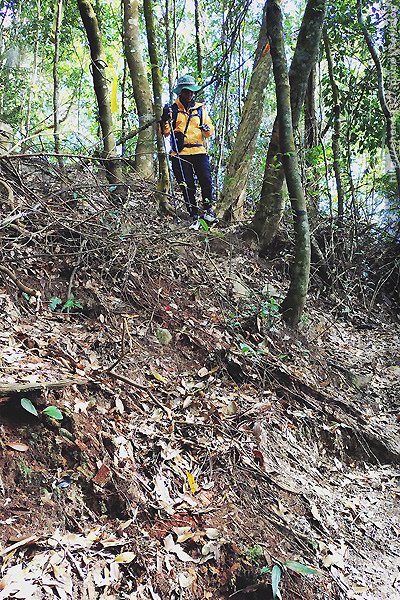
left=199, top=124, right=210, bottom=132
left=161, top=104, right=171, bottom=122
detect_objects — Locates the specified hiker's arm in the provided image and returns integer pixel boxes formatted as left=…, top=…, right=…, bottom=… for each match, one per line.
left=160, top=104, right=172, bottom=137
left=201, top=110, right=214, bottom=138
left=160, top=120, right=171, bottom=136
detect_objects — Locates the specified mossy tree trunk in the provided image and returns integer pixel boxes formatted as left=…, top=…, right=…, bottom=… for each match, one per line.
left=143, top=0, right=173, bottom=214
left=217, top=1, right=272, bottom=222
left=77, top=0, right=123, bottom=186
left=123, top=0, right=155, bottom=180
left=267, top=0, right=310, bottom=328
left=251, top=0, right=326, bottom=247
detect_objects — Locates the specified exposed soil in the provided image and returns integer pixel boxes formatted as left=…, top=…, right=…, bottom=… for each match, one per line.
left=0, top=160, right=399, bottom=599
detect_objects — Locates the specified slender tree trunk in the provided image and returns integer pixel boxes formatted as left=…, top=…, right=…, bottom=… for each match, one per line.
left=217, top=1, right=272, bottom=222
left=323, top=31, right=345, bottom=226
left=194, top=0, right=203, bottom=80
left=304, top=66, right=319, bottom=217
left=121, top=56, right=128, bottom=156
left=23, top=0, right=40, bottom=150
left=215, top=71, right=231, bottom=202
left=164, top=0, right=175, bottom=102
left=304, top=66, right=317, bottom=150
left=357, top=0, right=400, bottom=197
left=77, top=0, right=123, bottom=186
left=123, top=0, right=155, bottom=179
left=143, top=0, right=173, bottom=214
left=52, top=0, right=64, bottom=169
left=251, top=0, right=327, bottom=245
left=267, top=0, right=310, bottom=328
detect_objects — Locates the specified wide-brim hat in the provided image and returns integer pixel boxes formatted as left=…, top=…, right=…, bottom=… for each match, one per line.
left=172, top=75, right=202, bottom=95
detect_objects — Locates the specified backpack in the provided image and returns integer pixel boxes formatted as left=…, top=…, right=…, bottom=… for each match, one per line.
left=171, top=103, right=203, bottom=133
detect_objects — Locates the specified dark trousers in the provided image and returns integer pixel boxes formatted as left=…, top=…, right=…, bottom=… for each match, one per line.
left=171, top=153, right=213, bottom=217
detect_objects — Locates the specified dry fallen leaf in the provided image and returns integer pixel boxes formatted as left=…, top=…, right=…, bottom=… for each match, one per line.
left=352, top=583, right=368, bottom=593
left=152, top=371, right=168, bottom=384
left=6, top=442, right=29, bottom=452
left=114, top=552, right=136, bottom=564
left=186, top=471, right=198, bottom=494
left=92, top=464, right=111, bottom=487
left=205, top=528, right=219, bottom=540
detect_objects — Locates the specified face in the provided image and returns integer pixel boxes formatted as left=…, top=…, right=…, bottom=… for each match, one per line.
left=180, top=88, right=194, bottom=103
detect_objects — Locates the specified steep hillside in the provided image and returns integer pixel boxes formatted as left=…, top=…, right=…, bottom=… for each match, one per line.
left=0, top=160, right=399, bottom=600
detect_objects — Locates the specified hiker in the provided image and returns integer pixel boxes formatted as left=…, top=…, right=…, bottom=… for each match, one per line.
left=160, top=75, right=218, bottom=231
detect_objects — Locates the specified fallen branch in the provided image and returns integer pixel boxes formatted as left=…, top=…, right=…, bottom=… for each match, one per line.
left=115, top=118, right=157, bottom=146
left=0, top=535, right=38, bottom=557
left=0, top=179, right=28, bottom=234
left=0, top=265, right=40, bottom=297
left=0, top=378, right=89, bottom=397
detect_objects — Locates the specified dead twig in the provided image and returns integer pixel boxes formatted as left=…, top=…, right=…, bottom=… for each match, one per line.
left=106, top=370, right=170, bottom=416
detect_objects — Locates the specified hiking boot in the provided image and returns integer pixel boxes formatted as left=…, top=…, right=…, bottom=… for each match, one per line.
left=189, top=217, right=200, bottom=231
left=203, top=208, right=218, bottom=224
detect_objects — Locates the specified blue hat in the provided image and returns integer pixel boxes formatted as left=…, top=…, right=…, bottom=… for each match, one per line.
left=172, top=75, right=202, bottom=95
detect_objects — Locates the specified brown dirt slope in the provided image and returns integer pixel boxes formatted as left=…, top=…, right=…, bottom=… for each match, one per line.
left=0, top=161, right=399, bottom=600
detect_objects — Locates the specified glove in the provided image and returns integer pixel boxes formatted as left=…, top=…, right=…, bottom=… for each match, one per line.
left=199, top=124, right=211, bottom=132
left=161, top=104, right=171, bottom=122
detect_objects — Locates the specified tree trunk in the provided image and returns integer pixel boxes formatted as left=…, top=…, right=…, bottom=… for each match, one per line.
left=123, top=0, right=155, bottom=180
left=52, top=0, right=64, bottom=169
left=23, top=0, right=40, bottom=150
left=357, top=0, right=400, bottom=197
left=323, top=31, right=345, bottom=226
left=217, top=1, right=272, bottom=222
left=77, top=0, right=123, bottom=186
left=267, top=0, right=310, bottom=328
left=304, top=67, right=317, bottom=149
left=194, top=0, right=203, bottom=80
left=304, top=66, right=319, bottom=218
left=251, top=0, right=327, bottom=245
left=164, top=0, right=175, bottom=103
left=143, top=0, right=173, bottom=214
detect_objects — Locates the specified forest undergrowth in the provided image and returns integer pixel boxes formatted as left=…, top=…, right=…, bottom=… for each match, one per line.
left=0, top=159, right=399, bottom=600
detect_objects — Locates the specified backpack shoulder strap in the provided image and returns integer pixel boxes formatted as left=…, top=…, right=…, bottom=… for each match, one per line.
left=197, top=105, right=203, bottom=127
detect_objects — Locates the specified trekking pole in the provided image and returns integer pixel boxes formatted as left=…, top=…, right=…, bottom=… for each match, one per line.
left=169, top=125, right=189, bottom=198
left=160, top=124, right=179, bottom=223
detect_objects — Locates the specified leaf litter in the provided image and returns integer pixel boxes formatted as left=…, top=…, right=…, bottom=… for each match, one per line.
left=0, top=165, right=399, bottom=599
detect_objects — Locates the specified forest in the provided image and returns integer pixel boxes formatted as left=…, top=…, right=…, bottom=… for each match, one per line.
left=0, top=0, right=399, bottom=599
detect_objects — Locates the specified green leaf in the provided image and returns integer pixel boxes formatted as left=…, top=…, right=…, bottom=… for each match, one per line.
left=42, top=406, right=63, bottom=420
left=284, top=560, right=322, bottom=576
left=49, top=296, right=62, bottom=311
left=61, top=297, right=83, bottom=311
left=260, top=566, right=271, bottom=574
left=239, top=342, right=255, bottom=354
left=271, top=564, right=282, bottom=600
left=21, top=398, right=38, bottom=416
left=199, top=218, right=209, bottom=232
